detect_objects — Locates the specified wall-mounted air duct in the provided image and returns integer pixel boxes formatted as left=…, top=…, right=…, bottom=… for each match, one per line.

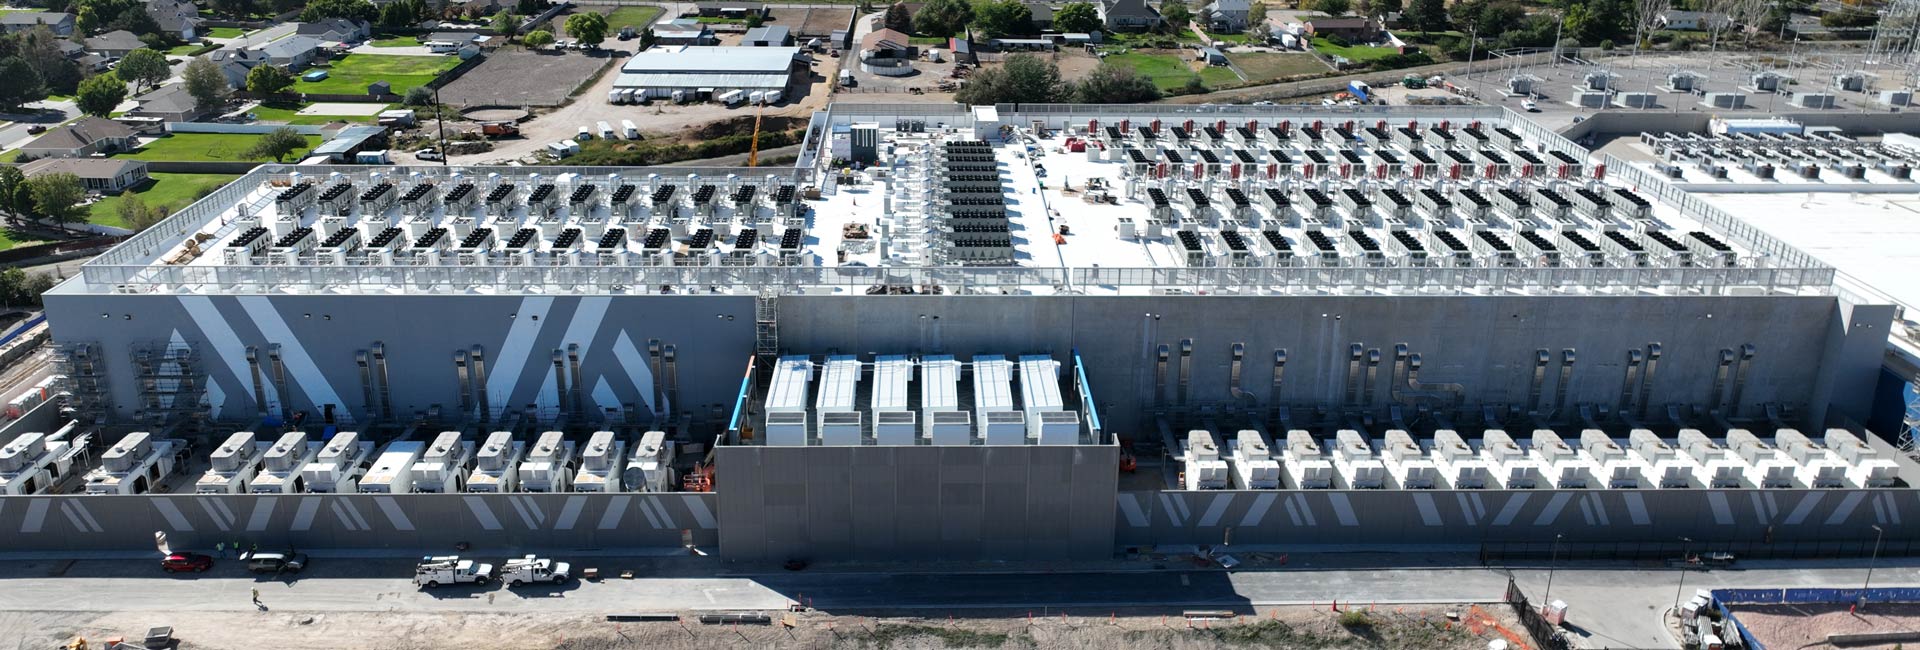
left=1177, top=339, right=1193, bottom=407
left=1345, top=344, right=1364, bottom=406
left=1638, top=343, right=1662, bottom=420
left=455, top=349, right=472, bottom=413
left=1528, top=348, right=1550, bottom=414
left=1228, top=342, right=1246, bottom=401
left=1618, top=348, right=1643, bottom=416
left=471, top=345, right=489, bottom=422
left=269, top=344, right=288, bottom=421
left=551, top=349, right=569, bottom=417
left=356, top=349, right=374, bottom=419
left=1154, top=344, right=1169, bottom=408
left=664, top=344, right=680, bottom=419
left=1709, top=348, right=1735, bottom=413
left=567, top=343, right=584, bottom=420
left=1554, top=349, right=1575, bottom=416
left=648, top=339, right=664, bottom=418
left=1728, top=344, right=1755, bottom=418
left=1270, top=349, right=1287, bottom=408
left=1391, top=343, right=1465, bottom=407
left=247, top=346, right=267, bottom=415
left=373, top=341, right=393, bottom=420
left=1362, top=348, right=1381, bottom=406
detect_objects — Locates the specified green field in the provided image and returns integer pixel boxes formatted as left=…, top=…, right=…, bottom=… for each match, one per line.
left=293, top=54, right=461, bottom=95
left=0, top=226, right=49, bottom=252
left=206, top=27, right=246, bottom=38
left=1204, top=31, right=1252, bottom=44
left=247, top=101, right=389, bottom=125
left=368, top=36, right=419, bottom=48
left=1199, top=65, right=1239, bottom=87
left=87, top=173, right=242, bottom=229
left=693, top=16, right=744, bottom=24
left=166, top=43, right=201, bottom=55
left=1229, top=51, right=1328, bottom=82
left=602, top=5, right=663, bottom=29
left=1104, top=51, right=1218, bottom=91
left=1311, top=36, right=1399, bottom=63
left=118, top=132, right=313, bottom=162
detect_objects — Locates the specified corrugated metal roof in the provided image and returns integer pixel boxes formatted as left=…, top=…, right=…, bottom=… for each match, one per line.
left=612, top=72, right=789, bottom=89
left=620, top=46, right=798, bottom=74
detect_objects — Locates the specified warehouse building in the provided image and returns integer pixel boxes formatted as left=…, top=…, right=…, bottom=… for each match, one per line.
left=612, top=45, right=801, bottom=101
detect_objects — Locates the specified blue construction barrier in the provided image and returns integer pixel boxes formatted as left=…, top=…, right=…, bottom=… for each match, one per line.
left=0, top=314, right=45, bottom=349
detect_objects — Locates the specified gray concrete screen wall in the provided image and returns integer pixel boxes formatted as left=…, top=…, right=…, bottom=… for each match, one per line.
left=716, top=445, right=1120, bottom=562
left=0, top=492, right=716, bottom=552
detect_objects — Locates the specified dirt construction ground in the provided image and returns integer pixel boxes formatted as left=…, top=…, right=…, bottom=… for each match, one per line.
left=5, top=603, right=1527, bottom=650
left=437, top=48, right=617, bottom=108
left=1732, top=602, right=1920, bottom=650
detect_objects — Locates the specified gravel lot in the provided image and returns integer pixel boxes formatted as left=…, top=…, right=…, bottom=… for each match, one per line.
left=1732, top=602, right=1920, bottom=650
left=437, top=48, right=620, bottom=108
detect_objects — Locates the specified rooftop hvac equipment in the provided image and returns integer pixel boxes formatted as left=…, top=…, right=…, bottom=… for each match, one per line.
left=1017, top=355, right=1063, bottom=419
left=766, top=356, right=813, bottom=414
left=815, top=355, right=859, bottom=417
left=1628, top=429, right=1692, bottom=488
left=1230, top=430, right=1280, bottom=489
left=1684, top=231, right=1736, bottom=267
left=1184, top=430, right=1228, bottom=490
left=820, top=411, right=863, bottom=446
left=1578, top=430, right=1640, bottom=488
left=1033, top=411, right=1079, bottom=446
left=1774, top=429, right=1846, bottom=488
left=410, top=431, right=472, bottom=493
left=519, top=431, right=577, bottom=492
left=1530, top=429, right=1595, bottom=488
left=625, top=431, right=675, bottom=492
left=224, top=227, right=271, bottom=265
left=400, top=181, right=439, bottom=214
left=573, top=430, right=626, bottom=492
left=765, top=411, right=808, bottom=446
left=928, top=410, right=972, bottom=446
left=527, top=183, right=560, bottom=217
left=920, top=353, right=960, bottom=419
left=983, top=410, right=1026, bottom=446
left=444, top=182, right=478, bottom=212
left=1610, top=188, right=1652, bottom=221
left=1677, top=429, right=1744, bottom=487
left=870, top=355, right=912, bottom=413
left=467, top=431, right=526, bottom=493
left=972, top=356, right=1015, bottom=424
left=1332, top=430, right=1385, bottom=489
left=1283, top=430, right=1333, bottom=488
left=1824, top=429, right=1899, bottom=487
left=1727, top=429, right=1796, bottom=488
left=1481, top=429, right=1543, bottom=488
left=302, top=431, right=373, bottom=493
left=319, top=181, right=355, bottom=215
left=1429, top=430, right=1490, bottom=489
left=360, top=440, right=425, bottom=494
left=876, top=411, right=917, bottom=446
left=276, top=181, right=316, bottom=215
left=1382, top=429, right=1437, bottom=489
left=484, top=181, right=516, bottom=215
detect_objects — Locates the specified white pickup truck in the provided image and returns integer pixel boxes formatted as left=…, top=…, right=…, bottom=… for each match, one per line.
left=414, top=555, right=494, bottom=588
left=499, top=555, right=572, bottom=587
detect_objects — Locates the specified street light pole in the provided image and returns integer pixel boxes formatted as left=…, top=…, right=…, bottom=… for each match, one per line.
left=1543, top=533, right=1563, bottom=609
left=1673, top=537, right=1693, bottom=613
left=1862, top=524, right=1885, bottom=612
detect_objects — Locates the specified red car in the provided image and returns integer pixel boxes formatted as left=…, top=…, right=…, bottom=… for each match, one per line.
left=161, top=552, right=214, bottom=573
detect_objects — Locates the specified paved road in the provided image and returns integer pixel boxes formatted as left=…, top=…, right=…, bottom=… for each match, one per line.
left=2, top=553, right=1914, bottom=649
left=0, top=100, right=79, bottom=151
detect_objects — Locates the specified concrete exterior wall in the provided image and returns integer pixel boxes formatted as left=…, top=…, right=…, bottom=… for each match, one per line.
left=716, top=444, right=1120, bottom=562
left=0, top=492, right=716, bottom=552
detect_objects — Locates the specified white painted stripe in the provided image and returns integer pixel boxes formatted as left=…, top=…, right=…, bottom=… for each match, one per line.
left=555, top=496, right=586, bottom=530
left=1534, top=492, right=1573, bottom=526
left=557, top=297, right=610, bottom=355
left=1471, top=493, right=1487, bottom=519
left=205, top=378, right=225, bottom=421
left=1196, top=494, right=1233, bottom=527
left=1412, top=492, right=1442, bottom=526
left=342, top=498, right=371, bottom=530
left=591, top=377, right=619, bottom=414
left=1885, top=493, right=1902, bottom=525
left=58, top=502, right=92, bottom=533
left=1455, top=493, right=1478, bottom=526
left=1158, top=493, right=1184, bottom=526
left=1622, top=492, right=1651, bottom=525
left=153, top=498, right=194, bottom=531
left=522, top=495, right=547, bottom=525
left=682, top=495, right=717, bottom=528
left=67, top=501, right=103, bottom=533
left=598, top=495, right=631, bottom=530
left=1282, top=497, right=1303, bottom=526
left=210, top=499, right=237, bottom=528
left=613, top=331, right=656, bottom=412
left=180, top=296, right=265, bottom=405
left=1826, top=491, right=1868, bottom=525
left=1491, top=493, right=1531, bottom=526
left=329, top=502, right=360, bottom=531
left=485, top=296, right=555, bottom=405
left=1239, top=493, right=1277, bottom=527
left=1116, top=494, right=1149, bottom=527
left=246, top=498, right=277, bottom=531
left=1577, top=498, right=1594, bottom=525
left=1764, top=492, right=1780, bottom=518
left=646, top=498, right=677, bottom=529
left=374, top=496, right=415, bottom=531
left=291, top=497, right=322, bottom=531
left=536, top=365, right=562, bottom=412
left=508, top=497, right=539, bottom=529
left=1873, top=496, right=1888, bottom=525
left=1749, top=492, right=1768, bottom=523
left=20, top=499, right=47, bottom=533
left=1707, top=492, right=1735, bottom=525
left=1326, top=493, right=1358, bottom=526
left=238, top=297, right=345, bottom=409
left=637, top=499, right=664, bottom=528
left=1783, top=492, right=1824, bottom=525
left=1292, top=494, right=1317, bottom=526
left=1588, top=493, right=1610, bottom=526
left=1170, top=492, right=1192, bottom=522
left=463, top=496, right=504, bottom=530
left=197, top=499, right=232, bottom=532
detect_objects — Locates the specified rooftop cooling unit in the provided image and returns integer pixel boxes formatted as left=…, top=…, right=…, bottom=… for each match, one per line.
left=876, top=411, right=917, bottom=446
left=928, top=410, right=972, bottom=446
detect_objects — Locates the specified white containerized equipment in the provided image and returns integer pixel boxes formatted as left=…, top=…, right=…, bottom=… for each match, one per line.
left=197, top=431, right=269, bottom=494
left=1579, top=429, right=1639, bottom=488
left=1531, top=429, right=1594, bottom=489
left=972, top=355, right=1015, bottom=424
left=626, top=431, right=675, bottom=492
left=1184, top=430, right=1228, bottom=489
left=921, top=355, right=967, bottom=444
left=360, top=440, right=426, bottom=493
left=250, top=431, right=321, bottom=494
left=519, top=431, right=577, bottom=492
left=1229, top=430, right=1280, bottom=489
left=1481, top=429, right=1543, bottom=488
left=303, top=431, right=375, bottom=493
left=0, top=423, right=91, bottom=496
left=1775, top=428, right=1846, bottom=488
left=1332, top=430, right=1385, bottom=489
left=1283, top=429, right=1333, bottom=488
left=466, top=431, right=525, bottom=493
left=1019, top=355, right=1078, bottom=444
left=873, top=356, right=916, bottom=445
left=1430, top=429, right=1490, bottom=489
left=85, top=431, right=186, bottom=495
left=411, top=431, right=474, bottom=493
left=1678, top=429, right=1744, bottom=488
left=764, top=355, right=813, bottom=446
left=817, top=355, right=861, bottom=446
left=1727, top=429, right=1796, bottom=488
left=1381, top=429, right=1436, bottom=489
left=1628, top=429, right=1692, bottom=488
left=573, top=430, right=626, bottom=492
left=1824, top=429, right=1900, bottom=487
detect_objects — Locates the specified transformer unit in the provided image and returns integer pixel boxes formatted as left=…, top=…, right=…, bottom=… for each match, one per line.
left=410, top=431, right=473, bottom=493
left=1628, top=429, right=1693, bottom=488
left=1579, top=430, right=1640, bottom=488
left=467, top=431, right=526, bottom=493
left=572, top=430, right=627, bottom=492
left=1774, top=429, right=1846, bottom=488
left=1530, top=429, right=1595, bottom=488
left=1226, top=430, right=1279, bottom=489
left=84, top=431, right=185, bottom=495
left=1282, top=430, right=1333, bottom=489
left=1183, top=430, right=1228, bottom=490
left=519, top=431, right=577, bottom=492
left=1824, top=429, right=1899, bottom=487
left=0, top=425, right=90, bottom=496
left=1677, top=429, right=1744, bottom=487
left=250, top=431, right=321, bottom=494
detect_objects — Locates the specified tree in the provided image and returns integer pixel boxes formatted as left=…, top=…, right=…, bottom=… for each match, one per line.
left=0, top=56, right=46, bottom=110
left=74, top=73, right=126, bottom=117
left=1073, top=62, right=1161, bottom=103
left=914, top=0, right=974, bottom=37
left=209, top=0, right=259, bottom=17
left=745, top=13, right=764, bottom=27
left=1373, top=0, right=1400, bottom=15
left=114, top=48, right=170, bottom=94
left=300, top=0, right=377, bottom=22
left=515, top=0, right=545, bottom=16
left=244, top=127, right=309, bottom=163
left=524, top=29, right=555, bottom=47
left=973, top=0, right=1034, bottom=36
left=1161, top=0, right=1193, bottom=28
left=25, top=173, right=87, bottom=229
left=182, top=57, right=227, bottom=111
left=246, top=64, right=295, bottom=95
left=0, top=167, right=24, bottom=220
left=954, top=52, right=1061, bottom=104
left=1821, top=9, right=1876, bottom=27
left=1310, top=0, right=1350, bottom=16
left=491, top=10, right=520, bottom=37
left=565, top=12, right=609, bottom=46
left=1054, top=1, right=1100, bottom=32
left=1401, top=0, right=1448, bottom=31
left=117, top=194, right=170, bottom=232
left=884, top=2, right=914, bottom=32
left=15, top=27, right=84, bottom=96
left=1247, top=1, right=1269, bottom=26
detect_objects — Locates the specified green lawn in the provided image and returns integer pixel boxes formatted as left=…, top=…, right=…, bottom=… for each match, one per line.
left=292, top=54, right=462, bottom=95
left=207, top=26, right=246, bottom=38
left=1204, top=31, right=1252, bottom=44
left=0, top=225, right=49, bottom=252
left=1311, top=36, right=1399, bottom=63
left=1199, top=65, right=1239, bottom=87
left=908, top=36, right=947, bottom=46
left=1228, top=51, right=1328, bottom=82
left=166, top=43, right=201, bottom=55
left=693, top=16, right=745, bottom=24
left=246, top=101, right=390, bottom=125
left=603, top=5, right=663, bottom=29
left=118, top=132, right=313, bottom=162
left=368, top=36, right=419, bottom=48
left=88, top=173, right=242, bottom=229
left=1104, top=51, right=1210, bottom=91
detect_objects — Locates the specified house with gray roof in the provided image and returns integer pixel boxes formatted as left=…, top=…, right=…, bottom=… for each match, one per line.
left=743, top=25, right=793, bottom=47
left=0, top=11, right=73, bottom=36
left=208, top=48, right=270, bottom=89
left=1204, top=0, right=1251, bottom=31
left=296, top=18, right=371, bottom=43
left=130, top=83, right=215, bottom=122
left=85, top=30, right=145, bottom=57
left=20, top=158, right=150, bottom=193
left=145, top=0, right=202, bottom=40
left=1098, top=0, right=1161, bottom=31
left=254, top=35, right=325, bottom=68
left=19, top=117, right=139, bottom=159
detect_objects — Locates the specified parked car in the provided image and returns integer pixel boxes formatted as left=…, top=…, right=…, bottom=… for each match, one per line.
left=161, top=552, right=214, bottom=573
left=243, top=551, right=308, bottom=574
left=414, top=148, right=444, bottom=161
left=1522, top=99, right=1539, bottom=112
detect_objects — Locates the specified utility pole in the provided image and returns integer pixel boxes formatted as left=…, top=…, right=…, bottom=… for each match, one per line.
left=433, top=85, right=449, bottom=167
left=1673, top=536, right=1693, bottom=614
left=1861, top=524, right=1885, bottom=612
left=1542, top=533, right=1563, bottom=609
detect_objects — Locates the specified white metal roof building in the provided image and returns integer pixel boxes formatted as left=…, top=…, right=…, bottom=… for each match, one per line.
left=613, top=45, right=800, bottom=96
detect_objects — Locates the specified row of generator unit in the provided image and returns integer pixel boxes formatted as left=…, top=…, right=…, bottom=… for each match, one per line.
left=1644, top=131, right=1917, bottom=183
left=194, top=429, right=678, bottom=494
left=1084, top=118, right=1533, bottom=154
left=1179, top=427, right=1899, bottom=491
left=761, top=353, right=1084, bottom=447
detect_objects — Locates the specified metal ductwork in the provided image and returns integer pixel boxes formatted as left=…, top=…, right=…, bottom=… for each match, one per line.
left=1228, top=342, right=1246, bottom=401
left=648, top=339, right=664, bottom=418
left=355, top=349, right=374, bottom=419
left=551, top=349, right=569, bottom=418
left=373, top=341, right=393, bottom=420
left=1709, top=348, right=1735, bottom=412
left=1391, top=343, right=1466, bottom=407
left=1270, top=348, right=1287, bottom=418
left=247, top=346, right=267, bottom=415
left=1617, top=348, right=1643, bottom=416
left=1362, top=348, right=1381, bottom=406
left=1638, top=342, right=1662, bottom=420
left=664, top=344, right=680, bottom=420
left=1154, top=344, right=1170, bottom=408
left=471, top=345, right=489, bottom=422
left=1728, top=344, right=1756, bottom=418
left=1345, top=343, right=1365, bottom=406
left=1553, top=348, right=1575, bottom=416
left=455, top=349, right=472, bottom=413
left=1527, top=348, right=1550, bottom=414
left=269, top=344, right=289, bottom=421
left=1177, top=339, right=1193, bottom=407
left=567, top=343, right=584, bottom=420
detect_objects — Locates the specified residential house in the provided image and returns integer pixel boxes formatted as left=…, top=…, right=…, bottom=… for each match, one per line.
left=0, top=11, right=74, bottom=36
left=20, top=158, right=150, bottom=194
left=743, top=25, right=793, bottom=47
left=1304, top=17, right=1379, bottom=41
left=1025, top=2, right=1056, bottom=30
left=1204, top=0, right=1251, bottom=32
left=145, top=0, right=203, bottom=41
left=19, top=117, right=139, bottom=159
left=296, top=18, right=372, bottom=43
left=129, top=83, right=216, bottom=122
left=860, top=28, right=913, bottom=58
left=1098, top=0, right=1161, bottom=31
left=1657, top=10, right=1734, bottom=31
left=653, top=19, right=718, bottom=46
left=84, top=30, right=146, bottom=58
left=208, top=48, right=269, bottom=89
left=255, top=35, right=325, bottom=68
left=56, top=39, right=109, bottom=72
left=690, top=2, right=768, bottom=19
